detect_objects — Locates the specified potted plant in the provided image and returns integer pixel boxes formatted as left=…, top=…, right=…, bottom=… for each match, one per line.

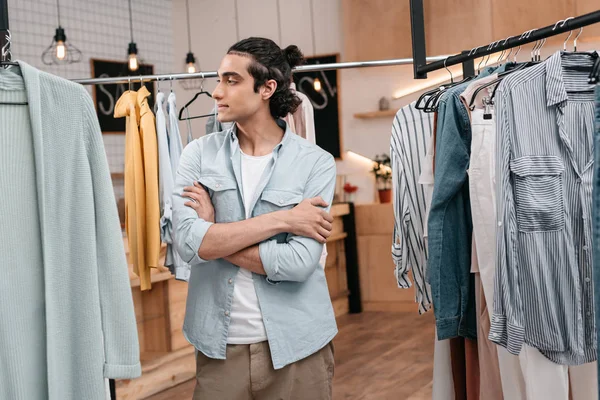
left=372, top=154, right=392, bottom=203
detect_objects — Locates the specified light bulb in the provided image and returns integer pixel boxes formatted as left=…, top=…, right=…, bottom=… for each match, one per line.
left=128, top=53, right=139, bottom=71
left=56, top=40, right=66, bottom=60
left=187, top=63, right=196, bottom=74
left=314, top=77, right=322, bottom=92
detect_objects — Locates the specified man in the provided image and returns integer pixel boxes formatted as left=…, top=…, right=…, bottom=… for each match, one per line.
left=172, top=37, right=337, bottom=400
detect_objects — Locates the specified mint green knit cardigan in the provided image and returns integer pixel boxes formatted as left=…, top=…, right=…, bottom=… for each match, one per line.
left=2, top=61, right=141, bottom=399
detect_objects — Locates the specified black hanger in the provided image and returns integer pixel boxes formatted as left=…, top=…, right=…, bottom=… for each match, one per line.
left=178, top=75, right=214, bottom=120
left=178, top=89, right=213, bottom=120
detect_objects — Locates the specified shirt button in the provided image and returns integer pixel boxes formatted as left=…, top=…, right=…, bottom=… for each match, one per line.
left=215, top=183, right=221, bottom=188
left=583, top=245, right=589, bottom=251
left=279, top=199, right=284, bottom=205
left=228, top=278, right=233, bottom=284
left=577, top=178, right=582, bottom=183
left=494, top=317, right=499, bottom=323
left=498, top=221, right=503, bottom=227
left=224, top=311, right=230, bottom=316
left=586, top=277, right=591, bottom=283
left=492, top=333, right=498, bottom=338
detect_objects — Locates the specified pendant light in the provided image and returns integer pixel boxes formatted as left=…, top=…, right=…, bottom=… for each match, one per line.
left=309, top=0, right=321, bottom=92
left=41, top=0, right=82, bottom=65
left=184, top=0, right=197, bottom=74
left=180, top=0, right=204, bottom=90
left=127, top=0, right=139, bottom=72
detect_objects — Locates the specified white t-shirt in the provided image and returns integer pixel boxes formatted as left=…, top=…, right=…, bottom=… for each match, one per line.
left=226, top=150, right=273, bottom=344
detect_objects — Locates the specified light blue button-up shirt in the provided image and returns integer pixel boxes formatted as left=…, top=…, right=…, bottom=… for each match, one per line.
left=172, top=119, right=338, bottom=369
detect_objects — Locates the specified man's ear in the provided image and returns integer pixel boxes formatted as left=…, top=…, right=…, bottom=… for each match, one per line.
left=261, top=79, right=278, bottom=100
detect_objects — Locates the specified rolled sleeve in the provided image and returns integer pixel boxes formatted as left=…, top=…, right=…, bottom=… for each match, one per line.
left=182, top=217, right=214, bottom=264
left=172, top=141, right=213, bottom=265
left=259, top=153, right=336, bottom=283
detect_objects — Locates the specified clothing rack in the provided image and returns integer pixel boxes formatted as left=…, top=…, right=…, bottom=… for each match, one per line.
left=409, top=3, right=600, bottom=79
left=72, top=56, right=448, bottom=86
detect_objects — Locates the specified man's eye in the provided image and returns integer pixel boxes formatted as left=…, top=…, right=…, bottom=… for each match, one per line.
left=216, top=79, right=221, bottom=83
left=228, top=79, right=237, bottom=84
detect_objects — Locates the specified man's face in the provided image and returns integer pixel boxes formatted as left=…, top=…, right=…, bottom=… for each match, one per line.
left=212, top=54, right=263, bottom=123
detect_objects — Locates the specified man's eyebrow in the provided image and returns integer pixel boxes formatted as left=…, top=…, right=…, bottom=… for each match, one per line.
left=219, top=71, right=243, bottom=79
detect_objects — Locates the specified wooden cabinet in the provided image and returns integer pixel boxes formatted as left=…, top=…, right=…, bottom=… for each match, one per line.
left=355, top=203, right=418, bottom=312
left=117, top=203, right=352, bottom=399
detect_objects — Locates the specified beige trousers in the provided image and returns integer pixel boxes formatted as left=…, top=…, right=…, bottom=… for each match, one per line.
left=193, top=341, right=335, bottom=400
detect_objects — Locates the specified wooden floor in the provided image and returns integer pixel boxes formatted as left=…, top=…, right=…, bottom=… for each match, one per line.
left=146, top=311, right=436, bottom=400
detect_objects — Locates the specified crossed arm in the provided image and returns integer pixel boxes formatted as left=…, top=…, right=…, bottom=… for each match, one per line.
left=172, top=146, right=337, bottom=282
left=181, top=182, right=332, bottom=276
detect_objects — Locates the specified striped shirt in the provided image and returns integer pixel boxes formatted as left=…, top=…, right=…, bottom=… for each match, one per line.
left=491, top=51, right=597, bottom=365
left=391, top=101, right=434, bottom=314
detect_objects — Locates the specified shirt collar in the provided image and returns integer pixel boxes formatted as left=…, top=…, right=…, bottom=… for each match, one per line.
left=229, top=118, right=292, bottom=154
left=545, top=51, right=598, bottom=107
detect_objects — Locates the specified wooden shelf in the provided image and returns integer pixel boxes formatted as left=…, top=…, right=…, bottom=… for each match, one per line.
left=353, top=109, right=398, bottom=119
left=328, top=232, right=348, bottom=243
left=331, top=203, right=350, bottom=218
left=130, top=270, right=174, bottom=288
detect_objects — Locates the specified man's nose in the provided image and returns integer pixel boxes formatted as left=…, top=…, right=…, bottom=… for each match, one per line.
left=212, top=85, right=223, bottom=100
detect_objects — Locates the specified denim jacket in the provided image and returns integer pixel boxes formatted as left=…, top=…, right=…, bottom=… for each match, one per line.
left=172, top=120, right=338, bottom=369
left=428, top=67, right=500, bottom=340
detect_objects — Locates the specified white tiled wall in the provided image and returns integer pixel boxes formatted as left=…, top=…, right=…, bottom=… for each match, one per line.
left=7, top=0, right=173, bottom=200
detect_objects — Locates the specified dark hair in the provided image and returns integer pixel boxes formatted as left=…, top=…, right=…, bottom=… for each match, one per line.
left=228, top=37, right=305, bottom=119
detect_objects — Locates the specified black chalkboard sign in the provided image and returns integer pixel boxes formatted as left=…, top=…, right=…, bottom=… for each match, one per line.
left=90, top=59, right=155, bottom=134
left=293, top=54, right=342, bottom=159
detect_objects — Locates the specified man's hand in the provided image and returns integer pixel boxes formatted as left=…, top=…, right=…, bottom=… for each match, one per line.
left=277, top=197, right=334, bottom=243
left=183, top=182, right=215, bottom=223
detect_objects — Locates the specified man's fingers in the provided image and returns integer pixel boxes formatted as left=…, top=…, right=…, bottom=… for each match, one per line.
left=308, top=196, right=329, bottom=208
left=318, top=227, right=331, bottom=239
left=321, top=210, right=334, bottom=223
left=312, top=232, right=327, bottom=244
left=184, top=183, right=209, bottom=197
left=184, top=201, right=199, bottom=210
left=320, top=220, right=333, bottom=232
left=182, top=192, right=204, bottom=205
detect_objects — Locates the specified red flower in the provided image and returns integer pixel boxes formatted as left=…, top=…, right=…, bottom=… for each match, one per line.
left=343, top=182, right=358, bottom=193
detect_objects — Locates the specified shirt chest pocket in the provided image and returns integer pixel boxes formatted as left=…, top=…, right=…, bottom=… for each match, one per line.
left=510, top=156, right=564, bottom=232
left=197, top=174, right=239, bottom=222
left=255, top=189, right=303, bottom=216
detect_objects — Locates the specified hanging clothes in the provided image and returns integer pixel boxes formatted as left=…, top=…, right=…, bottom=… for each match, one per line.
left=155, top=92, right=175, bottom=276
left=167, top=91, right=192, bottom=281
left=390, top=101, right=434, bottom=314
left=283, top=82, right=316, bottom=143
left=594, top=82, right=600, bottom=400
left=460, top=76, right=526, bottom=400
left=491, top=52, right=597, bottom=366
left=0, top=61, right=140, bottom=400
left=427, top=68, right=496, bottom=341
left=114, top=86, right=161, bottom=291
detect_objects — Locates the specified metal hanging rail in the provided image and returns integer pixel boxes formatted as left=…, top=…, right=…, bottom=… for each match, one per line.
left=72, top=56, right=448, bottom=85
left=410, top=3, right=600, bottom=79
